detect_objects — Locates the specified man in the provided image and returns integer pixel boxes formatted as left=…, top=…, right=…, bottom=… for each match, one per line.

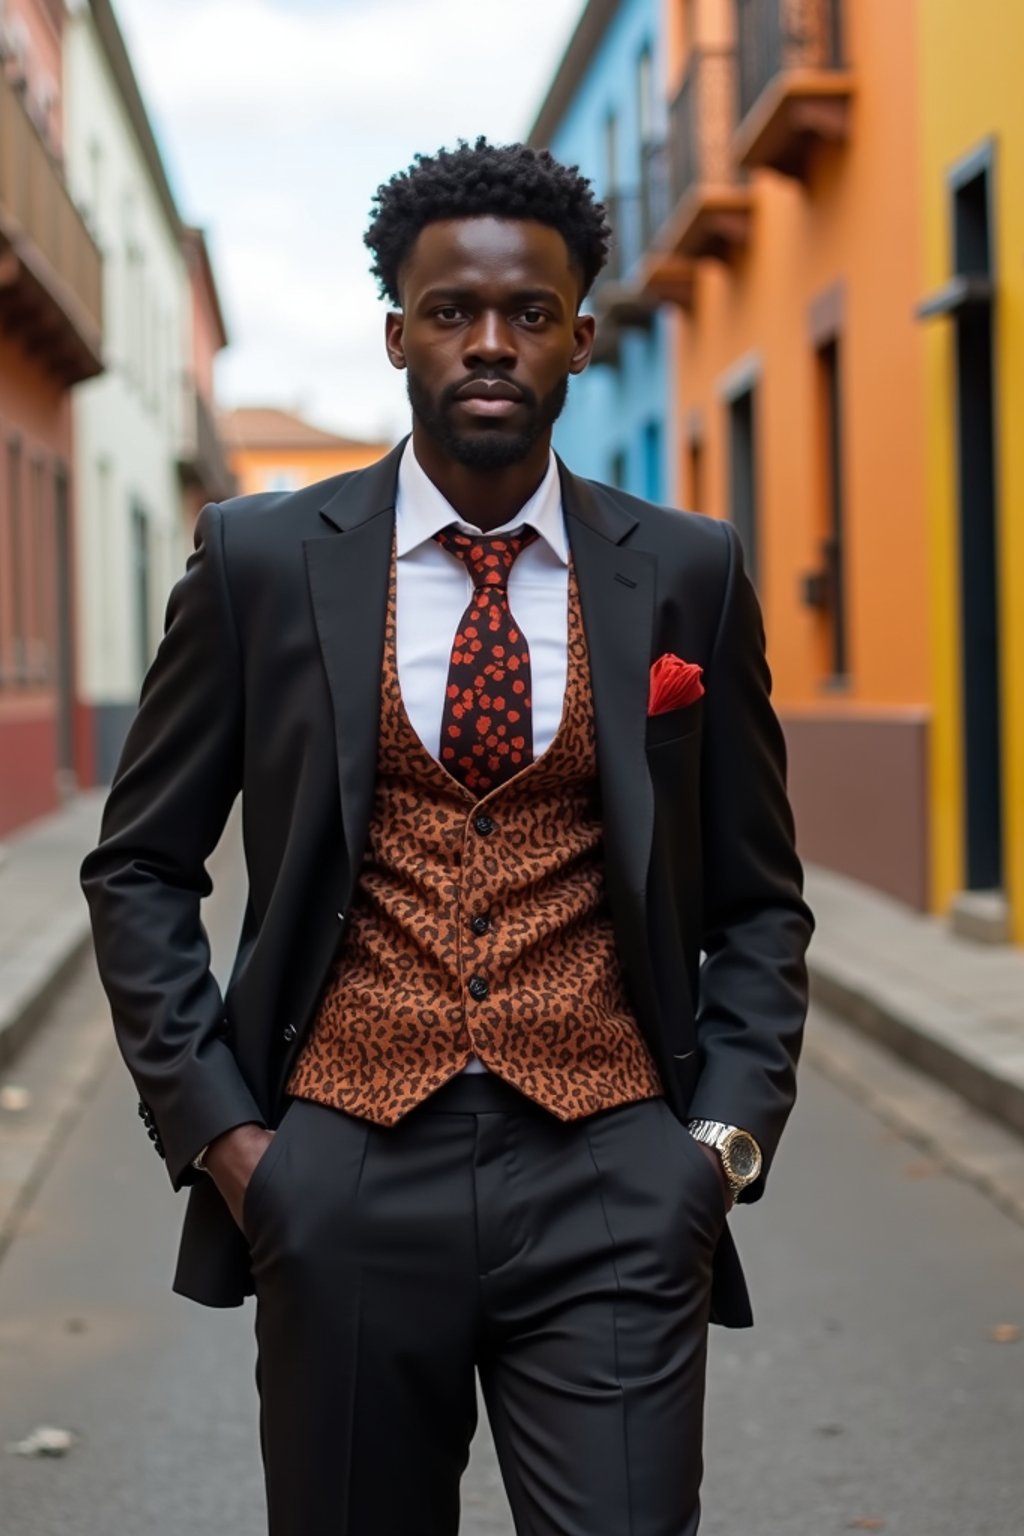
left=83, top=138, right=813, bottom=1535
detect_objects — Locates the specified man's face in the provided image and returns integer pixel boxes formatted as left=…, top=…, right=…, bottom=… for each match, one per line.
left=385, top=217, right=595, bottom=470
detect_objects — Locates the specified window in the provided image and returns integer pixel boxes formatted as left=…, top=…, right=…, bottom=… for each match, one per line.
left=264, top=470, right=301, bottom=493
left=642, top=420, right=662, bottom=502
left=30, top=455, right=49, bottom=682
left=727, top=385, right=759, bottom=584
left=687, top=433, right=704, bottom=512
left=8, top=436, right=24, bottom=682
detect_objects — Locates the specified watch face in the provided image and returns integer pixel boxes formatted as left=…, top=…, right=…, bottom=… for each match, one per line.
left=723, top=1132, right=760, bottom=1182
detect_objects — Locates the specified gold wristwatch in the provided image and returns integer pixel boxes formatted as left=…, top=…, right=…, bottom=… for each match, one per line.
left=686, top=1119, right=762, bottom=1199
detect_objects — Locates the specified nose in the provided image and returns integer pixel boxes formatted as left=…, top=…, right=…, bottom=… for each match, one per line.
left=463, top=310, right=517, bottom=370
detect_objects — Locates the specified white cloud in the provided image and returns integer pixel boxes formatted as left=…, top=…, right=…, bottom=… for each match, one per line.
left=111, top=0, right=585, bottom=441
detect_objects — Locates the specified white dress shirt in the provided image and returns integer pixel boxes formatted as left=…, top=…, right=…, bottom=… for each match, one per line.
left=394, top=439, right=569, bottom=760
left=393, top=439, right=570, bottom=1074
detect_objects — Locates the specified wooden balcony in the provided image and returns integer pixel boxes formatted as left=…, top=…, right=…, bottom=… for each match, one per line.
left=178, top=374, right=237, bottom=504
left=0, top=66, right=103, bottom=385
left=734, top=0, right=854, bottom=180
left=664, top=47, right=752, bottom=264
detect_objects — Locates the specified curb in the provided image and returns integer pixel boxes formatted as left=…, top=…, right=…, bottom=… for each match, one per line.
left=808, top=953, right=1024, bottom=1142
left=0, top=916, right=93, bottom=1074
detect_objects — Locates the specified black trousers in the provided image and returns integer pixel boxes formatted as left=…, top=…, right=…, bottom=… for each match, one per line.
left=245, top=1073, right=728, bottom=1536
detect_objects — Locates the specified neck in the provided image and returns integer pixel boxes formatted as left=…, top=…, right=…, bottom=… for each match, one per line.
left=410, top=423, right=552, bottom=531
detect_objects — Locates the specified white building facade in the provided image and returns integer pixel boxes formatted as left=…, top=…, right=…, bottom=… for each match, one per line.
left=62, top=0, right=191, bottom=782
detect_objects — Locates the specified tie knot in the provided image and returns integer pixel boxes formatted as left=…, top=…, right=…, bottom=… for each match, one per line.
left=433, top=525, right=539, bottom=588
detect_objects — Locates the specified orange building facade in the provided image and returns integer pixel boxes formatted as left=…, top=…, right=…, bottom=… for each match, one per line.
left=650, top=0, right=931, bottom=907
left=0, top=0, right=103, bottom=835
left=223, top=408, right=390, bottom=498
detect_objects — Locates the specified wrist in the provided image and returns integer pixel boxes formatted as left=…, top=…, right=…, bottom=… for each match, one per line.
left=203, top=1121, right=268, bottom=1180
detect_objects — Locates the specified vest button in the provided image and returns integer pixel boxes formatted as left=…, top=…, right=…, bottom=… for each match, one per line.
left=474, top=814, right=495, bottom=836
left=468, top=975, right=489, bottom=1001
left=470, top=913, right=491, bottom=936
left=282, top=1023, right=297, bottom=1043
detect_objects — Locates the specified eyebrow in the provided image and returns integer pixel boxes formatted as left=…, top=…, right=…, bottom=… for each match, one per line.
left=419, top=286, right=566, bottom=309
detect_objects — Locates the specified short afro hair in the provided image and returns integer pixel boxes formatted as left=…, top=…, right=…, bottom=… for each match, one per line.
left=364, top=137, right=611, bottom=307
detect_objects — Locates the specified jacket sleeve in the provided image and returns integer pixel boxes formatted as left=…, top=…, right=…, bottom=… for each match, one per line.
left=688, top=518, right=814, bottom=1200
left=80, top=503, right=264, bottom=1189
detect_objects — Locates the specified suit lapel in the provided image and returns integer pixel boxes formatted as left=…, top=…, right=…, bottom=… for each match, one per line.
left=560, top=462, right=659, bottom=1008
left=304, top=441, right=404, bottom=885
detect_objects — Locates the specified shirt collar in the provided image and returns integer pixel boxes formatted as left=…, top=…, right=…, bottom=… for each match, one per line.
left=395, top=438, right=568, bottom=565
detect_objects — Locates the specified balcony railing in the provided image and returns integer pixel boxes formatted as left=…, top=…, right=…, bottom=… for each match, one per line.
left=669, top=47, right=740, bottom=207
left=738, top=0, right=842, bottom=121
left=178, top=374, right=237, bottom=504
left=0, top=65, right=103, bottom=383
left=664, top=46, right=752, bottom=262
left=735, top=0, right=851, bottom=178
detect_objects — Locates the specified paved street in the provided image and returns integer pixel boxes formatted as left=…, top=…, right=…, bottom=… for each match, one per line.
left=1, top=838, right=1022, bottom=1534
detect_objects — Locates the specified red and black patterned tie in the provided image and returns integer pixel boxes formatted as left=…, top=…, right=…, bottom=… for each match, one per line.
left=433, top=524, right=539, bottom=795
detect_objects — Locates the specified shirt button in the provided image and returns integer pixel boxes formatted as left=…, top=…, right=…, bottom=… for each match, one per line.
left=282, top=1023, right=297, bottom=1043
left=474, top=814, right=495, bottom=836
left=470, top=914, right=491, bottom=936
left=468, top=975, right=489, bottom=1001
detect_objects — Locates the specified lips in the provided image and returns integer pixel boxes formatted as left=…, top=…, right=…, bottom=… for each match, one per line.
left=455, top=379, right=524, bottom=403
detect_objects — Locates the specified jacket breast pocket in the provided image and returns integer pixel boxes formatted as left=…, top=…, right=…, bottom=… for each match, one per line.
left=645, top=697, right=703, bottom=751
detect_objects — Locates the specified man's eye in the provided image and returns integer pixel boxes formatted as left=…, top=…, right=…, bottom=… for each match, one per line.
left=520, top=309, right=546, bottom=325
left=436, top=307, right=463, bottom=321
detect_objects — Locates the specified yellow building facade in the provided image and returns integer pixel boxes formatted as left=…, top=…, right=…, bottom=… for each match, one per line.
left=917, top=0, right=1024, bottom=941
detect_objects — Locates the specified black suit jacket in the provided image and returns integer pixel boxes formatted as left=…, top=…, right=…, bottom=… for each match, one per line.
left=81, top=439, right=813, bottom=1327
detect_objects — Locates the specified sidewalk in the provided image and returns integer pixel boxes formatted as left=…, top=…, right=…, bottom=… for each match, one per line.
left=0, top=792, right=105, bottom=1070
left=1, top=797, right=1023, bottom=1146
left=806, top=865, right=1024, bottom=1138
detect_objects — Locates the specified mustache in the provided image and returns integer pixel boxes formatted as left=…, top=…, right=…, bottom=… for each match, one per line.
left=441, top=374, right=537, bottom=410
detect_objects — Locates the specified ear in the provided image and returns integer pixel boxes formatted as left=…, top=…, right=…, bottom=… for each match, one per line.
left=385, top=311, right=406, bottom=371
left=569, top=312, right=596, bottom=375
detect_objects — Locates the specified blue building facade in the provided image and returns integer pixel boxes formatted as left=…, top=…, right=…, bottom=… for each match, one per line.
left=528, top=0, right=672, bottom=504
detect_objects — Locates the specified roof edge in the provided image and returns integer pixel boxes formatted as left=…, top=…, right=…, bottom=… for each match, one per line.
left=526, top=0, right=619, bottom=148
left=88, top=0, right=182, bottom=242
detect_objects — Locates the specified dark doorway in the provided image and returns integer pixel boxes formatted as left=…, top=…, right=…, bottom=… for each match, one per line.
left=953, top=157, right=1002, bottom=891
left=728, top=384, right=759, bottom=584
left=818, top=337, right=848, bottom=679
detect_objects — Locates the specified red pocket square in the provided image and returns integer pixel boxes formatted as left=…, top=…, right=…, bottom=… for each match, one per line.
left=648, top=653, right=705, bottom=716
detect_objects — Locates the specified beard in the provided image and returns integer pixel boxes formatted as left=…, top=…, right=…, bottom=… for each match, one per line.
left=406, top=367, right=570, bottom=470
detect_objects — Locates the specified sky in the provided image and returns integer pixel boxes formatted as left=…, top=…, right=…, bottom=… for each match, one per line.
left=112, top=0, right=586, bottom=444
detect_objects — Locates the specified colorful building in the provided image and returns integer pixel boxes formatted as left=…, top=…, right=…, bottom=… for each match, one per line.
left=916, top=0, right=1024, bottom=942
left=597, top=0, right=932, bottom=912
left=222, top=408, right=390, bottom=497
left=0, top=0, right=103, bottom=836
left=528, top=0, right=672, bottom=501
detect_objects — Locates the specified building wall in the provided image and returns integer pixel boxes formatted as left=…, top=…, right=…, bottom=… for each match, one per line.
left=228, top=441, right=391, bottom=498
left=667, top=0, right=931, bottom=907
left=62, top=7, right=189, bottom=783
left=0, top=340, right=75, bottom=835
left=542, top=0, right=671, bottom=502
left=0, top=0, right=83, bottom=835
left=919, top=0, right=1024, bottom=940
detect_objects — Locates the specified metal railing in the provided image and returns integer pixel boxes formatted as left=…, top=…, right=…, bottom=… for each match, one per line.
left=669, top=47, right=740, bottom=207
left=0, top=66, right=102, bottom=340
left=737, top=0, right=844, bottom=122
